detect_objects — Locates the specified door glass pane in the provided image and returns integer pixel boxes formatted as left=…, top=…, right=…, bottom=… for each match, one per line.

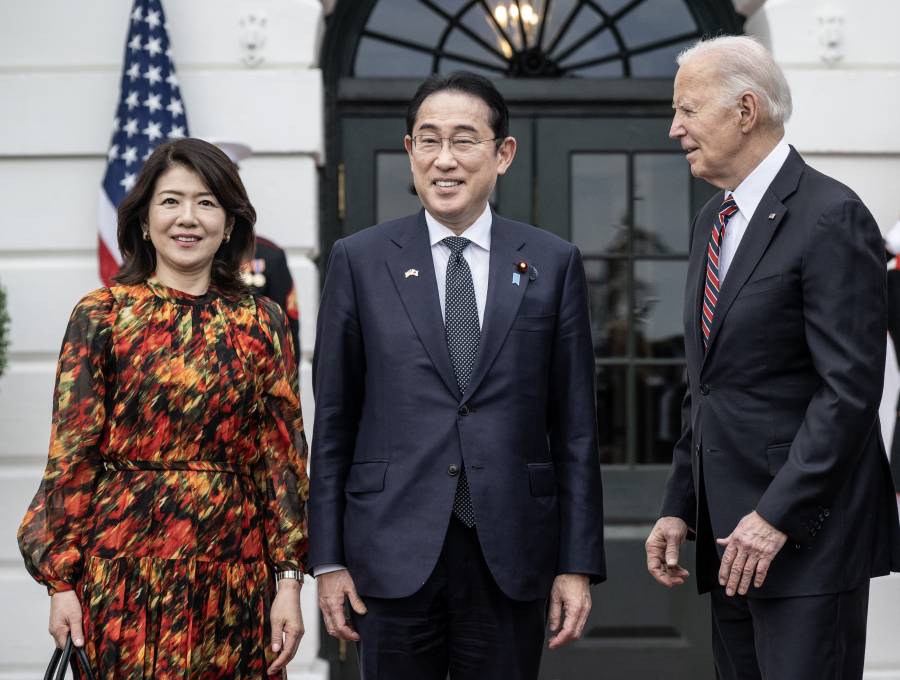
left=355, top=37, right=433, bottom=77
left=635, top=363, right=687, bottom=464
left=376, top=153, right=420, bottom=224
left=596, top=364, right=627, bottom=464
left=617, top=0, right=696, bottom=49
left=571, top=153, right=628, bottom=254
left=634, top=153, right=690, bottom=255
left=633, top=260, right=688, bottom=358
left=585, top=258, right=629, bottom=359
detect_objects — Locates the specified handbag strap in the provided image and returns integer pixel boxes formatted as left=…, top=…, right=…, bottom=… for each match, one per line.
left=44, top=636, right=95, bottom=680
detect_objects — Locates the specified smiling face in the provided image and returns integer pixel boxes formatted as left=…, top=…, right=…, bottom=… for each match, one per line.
left=144, top=163, right=233, bottom=289
left=404, top=90, right=516, bottom=233
left=669, top=58, right=747, bottom=190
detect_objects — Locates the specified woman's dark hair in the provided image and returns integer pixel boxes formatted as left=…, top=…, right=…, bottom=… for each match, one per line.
left=406, top=71, right=509, bottom=147
left=113, top=138, right=256, bottom=296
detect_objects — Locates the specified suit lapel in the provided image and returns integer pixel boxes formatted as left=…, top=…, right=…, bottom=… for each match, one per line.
left=385, top=211, right=461, bottom=399
left=700, top=149, right=804, bottom=363
left=464, top=214, right=529, bottom=399
left=688, top=203, right=716, bottom=365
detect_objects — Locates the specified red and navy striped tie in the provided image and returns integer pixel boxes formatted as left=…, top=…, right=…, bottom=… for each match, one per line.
left=702, top=196, right=739, bottom=350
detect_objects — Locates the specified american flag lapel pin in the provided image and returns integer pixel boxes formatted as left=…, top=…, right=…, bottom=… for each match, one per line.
left=404, top=268, right=419, bottom=279
left=768, top=213, right=777, bottom=220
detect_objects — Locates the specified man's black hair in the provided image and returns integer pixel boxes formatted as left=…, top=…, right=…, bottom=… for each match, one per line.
left=406, top=71, right=509, bottom=144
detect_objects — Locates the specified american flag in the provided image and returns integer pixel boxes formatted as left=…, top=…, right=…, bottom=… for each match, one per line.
left=98, top=0, right=188, bottom=285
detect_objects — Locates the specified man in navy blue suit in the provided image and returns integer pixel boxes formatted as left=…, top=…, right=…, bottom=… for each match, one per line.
left=309, top=72, right=605, bottom=679
left=646, top=36, right=900, bottom=680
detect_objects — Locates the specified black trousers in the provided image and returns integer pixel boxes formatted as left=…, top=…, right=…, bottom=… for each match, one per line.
left=351, top=517, right=547, bottom=680
left=710, top=581, right=870, bottom=680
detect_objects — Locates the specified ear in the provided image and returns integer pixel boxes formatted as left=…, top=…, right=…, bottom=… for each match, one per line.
left=495, top=136, right=517, bottom=176
left=225, top=215, right=235, bottom=237
left=738, top=91, right=761, bottom=133
left=404, top=134, right=415, bottom=166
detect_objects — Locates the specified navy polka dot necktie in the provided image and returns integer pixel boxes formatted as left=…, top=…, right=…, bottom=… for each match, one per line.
left=442, top=236, right=478, bottom=528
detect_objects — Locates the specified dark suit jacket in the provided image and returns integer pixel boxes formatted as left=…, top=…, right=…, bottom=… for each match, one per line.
left=309, top=210, right=605, bottom=601
left=661, top=148, right=900, bottom=597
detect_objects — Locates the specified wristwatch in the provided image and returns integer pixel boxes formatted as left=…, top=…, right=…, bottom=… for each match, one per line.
left=276, top=569, right=304, bottom=582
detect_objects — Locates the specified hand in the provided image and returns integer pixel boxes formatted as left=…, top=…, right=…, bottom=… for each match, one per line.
left=49, top=590, right=84, bottom=649
left=267, top=580, right=304, bottom=675
left=716, top=510, right=787, bottom=596
left=317, top=569, right=367, bottom=642
left=547, top=574, right=591, bottom=649
left=645, top=517, right=690, bottom=587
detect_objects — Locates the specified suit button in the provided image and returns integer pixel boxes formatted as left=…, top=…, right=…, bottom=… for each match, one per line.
left=458, top=405, right=470, bottom=416
left=695, top=444, right=701, bottom=454
left=700, top=384, right=710, bottom=395
left=448, top=464, right=459, bottom=476
left=823, top=509, right=830, bottom=518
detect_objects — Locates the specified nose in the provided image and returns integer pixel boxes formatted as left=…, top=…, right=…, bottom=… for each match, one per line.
left=177, top=202, right=199, bottom=225
left=669, top=113, right=684, bottom=140
left=434, top=140, right=458, bottom=170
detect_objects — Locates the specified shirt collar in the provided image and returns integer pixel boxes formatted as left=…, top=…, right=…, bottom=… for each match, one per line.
left=425, top=204, right=492, bottom=252
left=729, top=138, right=791, bottom=222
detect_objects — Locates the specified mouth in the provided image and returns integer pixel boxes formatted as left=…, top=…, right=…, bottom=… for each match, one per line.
left=172, top=234, right=202, bottom=247
left=433, top=179, right=464, bottom=190
left=683, top=146, right=699, bottom=158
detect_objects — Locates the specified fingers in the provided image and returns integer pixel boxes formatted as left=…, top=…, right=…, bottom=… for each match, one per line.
left=346, top=584, right=368, bottom=616
left=754, top=557, right=772, bottom=589
left=724, top=549, right=748, bottom=597
left=49, top=591, right=83, bottom=648
left=267, top=622, right=303, bottom=675
left=736, top=556, right=757, bottom=596
left=717, top=538, right=736, bottom=587
left=320, top=597, right=359, bottom=642
left=646, top=519, right=689, bottom=588
left=270, top=617, right=285, bottom=654
left=547, top=591, right=562, bottom=634
left=548, top=592, right=590, bottom=650
left=664, top=537, right=681, bottom=569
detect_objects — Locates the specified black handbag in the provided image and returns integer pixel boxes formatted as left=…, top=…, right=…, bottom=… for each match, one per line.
left=43, top=635, right=95, bottom=680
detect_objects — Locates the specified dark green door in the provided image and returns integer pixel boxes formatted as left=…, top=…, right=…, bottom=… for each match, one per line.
left=328, top=115, right=717, bottom=679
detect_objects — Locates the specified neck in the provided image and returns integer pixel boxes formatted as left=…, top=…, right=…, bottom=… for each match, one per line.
left=436, top=203, right=488, bottom=236
left=153, top=265, right=212, bottom=295
left=725, top=131, right=783, bottom=191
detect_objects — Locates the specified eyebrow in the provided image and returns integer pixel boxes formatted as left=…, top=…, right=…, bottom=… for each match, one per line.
left=156, top=189, right=216, bottom=198
left=415, top=122, right=480, bottom=134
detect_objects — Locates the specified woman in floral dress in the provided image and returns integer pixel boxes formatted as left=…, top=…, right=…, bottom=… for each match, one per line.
left=18, top=138, right=308, bottom=678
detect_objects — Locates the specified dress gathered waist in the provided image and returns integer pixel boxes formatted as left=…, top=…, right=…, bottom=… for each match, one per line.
left=101, top=459, right=251, bottom=475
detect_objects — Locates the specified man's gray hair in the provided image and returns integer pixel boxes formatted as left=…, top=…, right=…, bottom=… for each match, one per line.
left=677, top=35, right=792, bottom=127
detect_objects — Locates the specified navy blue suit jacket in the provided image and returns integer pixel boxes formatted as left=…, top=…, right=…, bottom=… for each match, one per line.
left=309, top=210, right=606, bottom=601
left=661, top=148, right=900, bottom=597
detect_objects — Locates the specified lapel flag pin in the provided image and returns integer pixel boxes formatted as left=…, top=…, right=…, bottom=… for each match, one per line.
left=768, top=213, right=776, bottom=220
left=404, top=268, right=419, bottom=279
left=512, top=272, right=521, bottom=286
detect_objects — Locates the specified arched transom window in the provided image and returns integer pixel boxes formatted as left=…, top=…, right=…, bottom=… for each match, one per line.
left=354, top=0, right=705, bottom=78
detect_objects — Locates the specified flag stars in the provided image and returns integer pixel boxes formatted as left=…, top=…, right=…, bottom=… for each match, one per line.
left=145, top=10, right=161, bottom=29
left=107, top=144, right=119, bottom=162
left=112, top=117, right=120, bottom=132
left=128, top=34, right=143, bottom=52
left=143, top=121, right=163, bottom=142
left=166, top=98, right=184, bottom=117
left=125, top=91, right=140, bottom=110
left=120, top=173, right=137, bottom=192
left=169, top=125, right=186, bottom=139
left=126, top=62, right=141, bottom=81
left=143, top=93, right=163, bottom=113
left=143, top=65, right=162, bottom=85
left=165, top=72, right=179, bottom=88
left=122, top=146, right=138, bottom=166
left=131, top=6, right=143, bottom=23
left=144, top=37, right=163, bottom=57
left=123, top=118, right=139, bottom=137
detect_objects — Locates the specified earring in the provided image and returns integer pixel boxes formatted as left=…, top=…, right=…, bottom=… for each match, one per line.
left=224, top=233, right=231, bottom=244
left=142, top=230, right=150, bottom=241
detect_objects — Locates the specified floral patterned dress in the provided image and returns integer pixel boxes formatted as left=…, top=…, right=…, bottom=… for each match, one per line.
left=18, top=279, right=309, bottom=679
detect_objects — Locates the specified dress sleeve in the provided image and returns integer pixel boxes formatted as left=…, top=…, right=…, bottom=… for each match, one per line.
left=253, top=297, right=309, bottom=572
left=17, top=288, right=114, bottom=594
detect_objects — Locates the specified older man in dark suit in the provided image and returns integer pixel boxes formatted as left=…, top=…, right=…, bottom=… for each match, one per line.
left=309, top=72, right=605, bottom=679
left=645, top=36, right=900, bottom=680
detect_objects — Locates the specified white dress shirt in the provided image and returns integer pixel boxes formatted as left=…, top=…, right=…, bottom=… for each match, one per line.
left=720, top=138, right=791, bottom=282
left=312, top=204, right=493, bottom=579
left=426, top=204, right=492, bottom=328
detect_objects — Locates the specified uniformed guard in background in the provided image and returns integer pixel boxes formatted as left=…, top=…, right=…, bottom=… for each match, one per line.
left=209, top=140, right=301, bottom=359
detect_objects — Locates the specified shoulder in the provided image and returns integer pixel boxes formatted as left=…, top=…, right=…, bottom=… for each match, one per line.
left=70, top=286, right=116, bottom=321
left=795, top=161, right=862, bottom=214
left=335, top=212, right=421, bottom=254
left=495, top=214, right=580, bottom=259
